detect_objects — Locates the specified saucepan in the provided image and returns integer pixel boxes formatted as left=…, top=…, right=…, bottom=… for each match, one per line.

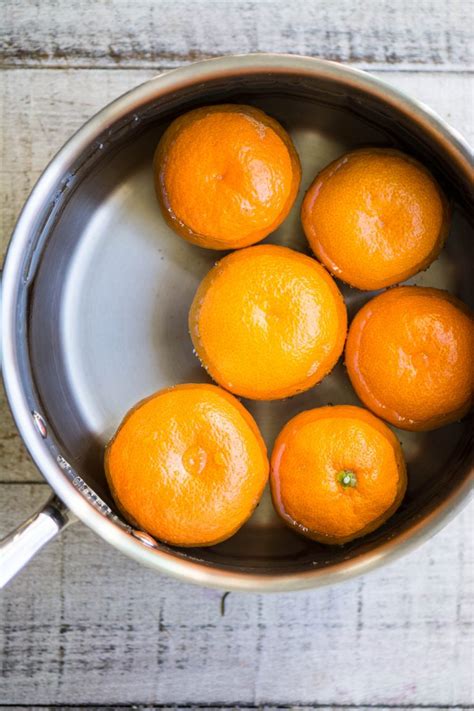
left=1, top=54, right=472, bottom=591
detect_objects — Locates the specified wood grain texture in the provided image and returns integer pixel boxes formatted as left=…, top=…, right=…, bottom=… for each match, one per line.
left=0, top=385, right=42, bottom=483
left=1, top=4, right=473, bottom=704
left=2, top=708, right=473, bottom=711
left=1, top=0, right=473, bottom=71
left=0, top=485, right=473, bottom=706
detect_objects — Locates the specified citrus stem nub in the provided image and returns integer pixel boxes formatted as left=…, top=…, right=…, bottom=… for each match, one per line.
left=337, top=469, right=357, bottom=488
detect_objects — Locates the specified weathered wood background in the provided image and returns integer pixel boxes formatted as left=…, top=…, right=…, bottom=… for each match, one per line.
left=1, top=1, right=473, bottom=708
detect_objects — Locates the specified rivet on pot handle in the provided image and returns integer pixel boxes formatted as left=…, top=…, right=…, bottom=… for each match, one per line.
left=0, top=495, right=73, bottom=588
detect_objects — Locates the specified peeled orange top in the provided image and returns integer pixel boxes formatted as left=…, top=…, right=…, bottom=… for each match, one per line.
left=271, top=405, right=407, bottom=544
left=346, top=286, right=474, bottom=431
left=154, top=104, right=301, bottom=249
left=301, top=148, right=450, bottom=290
left=189, top=245, right=347, bottom=400
left=105, top=384, right=269, bottom=547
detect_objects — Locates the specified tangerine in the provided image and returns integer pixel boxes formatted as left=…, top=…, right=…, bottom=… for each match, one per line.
left=154, top=104, right=301, bottom=249
left=189, top=245, right=347, bottom=400
left=345, top=286, right=473, bottom=430
left=105, top=383, right=269, bottom=546
left=301, top=148, right=450, bottom=290
left=271, top=405, right=407, bottom=544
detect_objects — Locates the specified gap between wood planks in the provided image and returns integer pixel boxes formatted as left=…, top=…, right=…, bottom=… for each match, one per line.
left=1, top=62, right=473, bottom=73
left=1, top=705, right=473, bottom=709
left=0, top=704, right=473, bottom=709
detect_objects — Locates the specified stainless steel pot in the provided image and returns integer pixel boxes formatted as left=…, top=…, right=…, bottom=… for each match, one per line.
left=1, top=54, right=472, bottom=591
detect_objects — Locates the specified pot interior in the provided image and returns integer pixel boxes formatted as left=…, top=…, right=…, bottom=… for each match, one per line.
left=23, top=69, right=473, bottom=575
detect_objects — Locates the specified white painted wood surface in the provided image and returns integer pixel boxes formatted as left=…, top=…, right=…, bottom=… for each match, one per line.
left=1, top=1, right=473, bottom=707
left=2, top=0, right=473, bottom=70
left=1, top=486, right=473, bottom=706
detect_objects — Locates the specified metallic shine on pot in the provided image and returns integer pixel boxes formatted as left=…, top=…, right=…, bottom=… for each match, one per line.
left=1, top=55, right=473, bottom=591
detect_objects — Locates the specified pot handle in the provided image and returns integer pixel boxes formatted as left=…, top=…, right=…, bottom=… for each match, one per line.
left=0, top=494, right=73, bottom=588
left=1, top=271, right=75, bottom=588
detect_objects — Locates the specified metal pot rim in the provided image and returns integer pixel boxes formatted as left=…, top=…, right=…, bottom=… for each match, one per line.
left=2, top=53, right=473, bottom=591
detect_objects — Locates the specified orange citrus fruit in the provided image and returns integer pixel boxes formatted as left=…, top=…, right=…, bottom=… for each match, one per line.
left=346, top=286, right=474, bottom=431
left=105, top=383, right=269, bottom=547
left=271, top=405, right=407, bottom=544
left=189, top=245, right=347, bottom=400
left=301, top=148, right=450, bottom=290
left=154, top=104, right=301, bottom=250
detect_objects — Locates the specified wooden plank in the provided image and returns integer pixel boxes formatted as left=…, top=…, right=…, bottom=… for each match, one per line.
left=1, top=0, right=473, bottom=71
left=0, top=385, right=42, bottom=483
left=0, top=484, right=473, bottom=706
